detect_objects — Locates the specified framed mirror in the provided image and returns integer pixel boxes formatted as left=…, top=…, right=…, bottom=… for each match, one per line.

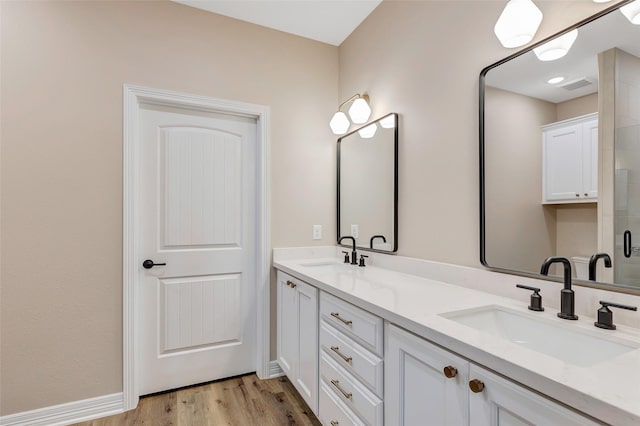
left=480, top=0, right=640, bottom=293
left=338, top=113, right=398, bottom=253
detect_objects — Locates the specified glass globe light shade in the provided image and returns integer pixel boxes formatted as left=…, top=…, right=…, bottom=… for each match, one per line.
left=621, top=0, right=640, bottom=24
left=533, top=29, right=578, bottom=61
left=348, top=98, right=372, bottom=124
left=379, top=114, right=396, bottom=129
left=494, top=0, right=543, bottom=48
left=329, top=111, right=350, bottom=135
left=358, top=123, right=377, bottom=139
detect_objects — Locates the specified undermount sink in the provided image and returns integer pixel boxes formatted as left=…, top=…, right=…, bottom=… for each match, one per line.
left=296, top=261, right=356, bottom=274
left=441, top=305, right=639, bottom=367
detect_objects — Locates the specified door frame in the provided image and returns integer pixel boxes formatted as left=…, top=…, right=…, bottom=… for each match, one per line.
left=122, top=85, right=270, bottom=410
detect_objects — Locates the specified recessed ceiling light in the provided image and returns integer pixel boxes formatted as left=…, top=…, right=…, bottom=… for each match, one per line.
left=547, top=76, right=565, bottom=84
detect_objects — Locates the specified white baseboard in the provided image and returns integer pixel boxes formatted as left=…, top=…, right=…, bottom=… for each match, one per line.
left=0, top=393, right=124, bottom=426
left=269, top=360, right=284, bottom=378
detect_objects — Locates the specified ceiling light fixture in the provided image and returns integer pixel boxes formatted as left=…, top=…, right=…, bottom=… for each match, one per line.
left=329, top=94, right=372, bottom=135
left=547, top=76, right=565, bottom=84
left=621, top=0, right=640, bottom=24
left=494, top=0, right=543, bottom=48
left=533, top=29, right=578, bottom=61
left=592, top=0, right=613, bottom=3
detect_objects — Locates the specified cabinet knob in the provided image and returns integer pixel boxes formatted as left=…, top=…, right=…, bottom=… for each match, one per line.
left=575, top=193, right=580, bottom=197
left=331, top=422, right=339, bottom=426
left=469, top=379, right=485, bottom=393
left=443, top=365, right=458, bottom=378
left=584, top=193, right=588, bottom=197
left=286, top=280, right=296, bottom=288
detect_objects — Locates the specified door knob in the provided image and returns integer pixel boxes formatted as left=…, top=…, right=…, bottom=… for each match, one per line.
left=142, top=259, right=166, bottom=269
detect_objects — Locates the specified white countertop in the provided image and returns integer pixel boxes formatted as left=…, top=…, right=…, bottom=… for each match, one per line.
left=273, top=249, right=640, bottom=425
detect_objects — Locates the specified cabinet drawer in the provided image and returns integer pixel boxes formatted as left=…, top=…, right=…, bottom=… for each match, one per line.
left=319, top=381, right=365, bottom=426
left=320, top=321, right=383, bottom=396
left=320, top=352, right=383, bottom=426
left=320, top=292, right=383, bottom=356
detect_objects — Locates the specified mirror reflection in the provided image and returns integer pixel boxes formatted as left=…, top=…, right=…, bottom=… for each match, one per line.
left=338, top=113, right=398, bottom=253
left=481, top=3, right=640, bottom=291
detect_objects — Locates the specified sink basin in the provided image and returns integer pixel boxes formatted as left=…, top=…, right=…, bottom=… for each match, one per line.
left=441, top=305, right=639, bottom=367
left=296, top=261, right=356, bottom=274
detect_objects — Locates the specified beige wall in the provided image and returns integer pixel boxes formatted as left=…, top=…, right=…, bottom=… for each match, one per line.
left=1, top=1, right=337, bottom=415
left=556, top=93, right=598, bottom=122
left=0, top=0, right=624, bottom=417
left=338, top=0, right=615, bottom=266
left=484, top=86, right=557, bottom=272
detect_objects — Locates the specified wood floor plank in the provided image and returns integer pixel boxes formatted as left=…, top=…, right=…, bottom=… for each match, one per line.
left=72, top=374, right=320, bottom=426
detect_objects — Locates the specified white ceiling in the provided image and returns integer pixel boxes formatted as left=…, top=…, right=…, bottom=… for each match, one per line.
left=172, top=0, right=382, bottom=46
left=486, top=9, right=640, bottom=104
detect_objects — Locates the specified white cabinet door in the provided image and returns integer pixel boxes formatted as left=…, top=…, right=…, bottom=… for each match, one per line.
left=582, top=118, right=599, bottom=199
left=543, top=123, right=584, bottom=202
left=296, top=280, right=319, bottom=412
left=385, top=323, right=469, bottom=426
left=468, top=365, right=599, bottom=426
left=277, top=272, right=297, bottom=378
left=276, top=271, right=318, bottom=414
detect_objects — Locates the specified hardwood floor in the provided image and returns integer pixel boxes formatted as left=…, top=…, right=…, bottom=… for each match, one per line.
left=72, top=374, right=321, bottom=426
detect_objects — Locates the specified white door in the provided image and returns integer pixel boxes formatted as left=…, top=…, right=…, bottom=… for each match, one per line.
left=138, top=102, right=257, bottom=395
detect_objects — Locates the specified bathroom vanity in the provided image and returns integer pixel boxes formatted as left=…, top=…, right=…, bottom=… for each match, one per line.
left=274, top=247, right=640, bottom=426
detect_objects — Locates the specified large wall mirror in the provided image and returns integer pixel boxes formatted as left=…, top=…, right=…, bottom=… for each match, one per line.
left=338, top=113, right=398, bottom=253
left=480, top=0, right=640, bottom=293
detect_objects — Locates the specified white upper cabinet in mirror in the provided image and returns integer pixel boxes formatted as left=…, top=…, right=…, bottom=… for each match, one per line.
left=480, top=0, right=640, bottom=293
left=338, top=113, right=398, bottom=253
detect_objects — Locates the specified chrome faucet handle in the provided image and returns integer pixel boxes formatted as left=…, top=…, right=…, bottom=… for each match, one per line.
left=594, top=301, right=638, bottom=330
left=516, top=284, right=544, bottom=312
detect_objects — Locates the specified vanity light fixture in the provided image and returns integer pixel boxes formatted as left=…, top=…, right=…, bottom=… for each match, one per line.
left=358, top=123, right=378, bottom=139
left=494, top=0, right=543, bottom=48
left=533, top=29, right=578, bottom=61
left=547, top=76, right=565, bottom=84
left=621, top=0, right=640, bottom=24
left=379, top=114, right=396, bottom=128
left=329, top=94, right=372, bottom=135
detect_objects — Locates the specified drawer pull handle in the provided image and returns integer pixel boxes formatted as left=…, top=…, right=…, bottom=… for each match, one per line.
left=330, top=346, right=353, bottom=364
left=330, top=422, right=339, bottom=426
left=286, top=280, right=297, bottom=288
left=330, top=312, right=353, bottom=325
left=469, top=379, right=485, bottom=393
left=443, top=365, right=457, bottom=378
left=330, top=379, right=352, bottom=400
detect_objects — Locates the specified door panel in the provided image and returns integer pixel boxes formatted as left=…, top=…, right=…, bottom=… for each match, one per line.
left=139, top=103, right=256, bottom=395
left=161, top=126, right=241, bottom=248
left=160, top=274, right=241, bottom=353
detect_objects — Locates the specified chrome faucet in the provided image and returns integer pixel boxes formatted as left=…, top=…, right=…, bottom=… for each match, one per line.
left=339, top=236, right=358, bottom=265
left=540, top=256, right=578, bottom=320
left=588, top=253, right=612, bottom=281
